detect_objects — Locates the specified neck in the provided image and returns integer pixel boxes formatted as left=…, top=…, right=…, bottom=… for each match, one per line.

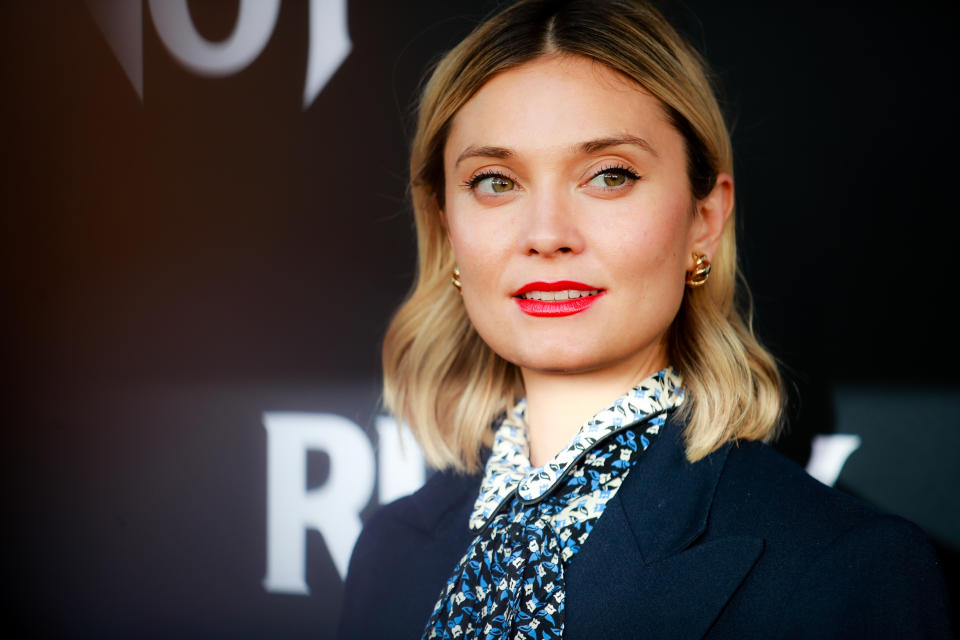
left=521, top=350, right=667, bottom=467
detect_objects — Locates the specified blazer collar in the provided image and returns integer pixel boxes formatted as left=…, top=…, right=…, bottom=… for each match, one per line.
left=616, top=412, right=732, bottom=564
left=564, top=415, right=764, bottom=639
left=405, top=399, right=727, bottom=552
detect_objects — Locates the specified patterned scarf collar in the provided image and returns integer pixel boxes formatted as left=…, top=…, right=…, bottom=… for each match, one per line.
left=424, top=368, right=685, bottom=640
left=469, top=367, right=685, bottom=531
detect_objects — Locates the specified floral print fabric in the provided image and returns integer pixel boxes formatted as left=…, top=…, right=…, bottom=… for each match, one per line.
left=423, top=368, right=685, bottom=639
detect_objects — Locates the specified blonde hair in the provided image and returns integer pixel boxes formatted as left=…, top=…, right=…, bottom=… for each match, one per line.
left=383, top=0, right=783, bottom=472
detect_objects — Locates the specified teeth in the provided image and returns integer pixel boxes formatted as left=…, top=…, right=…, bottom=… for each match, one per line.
left=521, top=289, right=599, bottom=300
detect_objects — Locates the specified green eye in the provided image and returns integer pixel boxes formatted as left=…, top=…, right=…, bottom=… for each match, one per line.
left=473, top=174, right=516, bottom=194
left=594, top=172, right=626, bottom=187
left=587, top=166, right=640, bottom=189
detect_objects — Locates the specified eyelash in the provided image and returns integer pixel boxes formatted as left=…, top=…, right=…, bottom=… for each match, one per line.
left=461, top=164, right=642, bottom=191
left=591, top=164, right=641, bottom=183
left=462, top=171, right=513, bottom=191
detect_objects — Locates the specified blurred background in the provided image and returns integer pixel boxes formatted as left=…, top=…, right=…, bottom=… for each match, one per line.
left=2, top=1, right=956, bottom=637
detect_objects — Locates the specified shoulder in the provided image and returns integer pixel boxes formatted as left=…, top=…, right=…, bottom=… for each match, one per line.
left=782, top=509, right=953, bottom=638
left=714, top=439, right=935, bottom=556
left=716, top=440, right=879, bottom=538
left=336, top=468, right=482, bottom=640
left=710, top=441, right=952, bottom=638
left=344, top=466, right=481, bottom=574
left=350, top=467, right=480, bottom=560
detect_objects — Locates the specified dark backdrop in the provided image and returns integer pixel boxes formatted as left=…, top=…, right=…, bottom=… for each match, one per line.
left=3, top=1, right=957, bottom=637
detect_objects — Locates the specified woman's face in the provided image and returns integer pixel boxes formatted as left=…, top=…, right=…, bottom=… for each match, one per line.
left=442, top=55, right=726, bottom=378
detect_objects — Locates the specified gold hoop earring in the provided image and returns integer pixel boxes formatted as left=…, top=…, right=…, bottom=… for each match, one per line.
left=685, top=253, right=711, bottom=287
left=451, top=266, right=462, bottom=292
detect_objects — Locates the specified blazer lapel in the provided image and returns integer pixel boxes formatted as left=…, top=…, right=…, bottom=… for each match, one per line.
left=565, top=418, right=763, bottom=639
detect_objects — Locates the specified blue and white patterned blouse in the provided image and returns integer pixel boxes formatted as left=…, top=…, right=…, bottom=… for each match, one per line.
left=423, top=367, right=685, bottom=639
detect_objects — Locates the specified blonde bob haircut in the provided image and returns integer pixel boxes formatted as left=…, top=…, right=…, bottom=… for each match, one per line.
left=383, top=0, right=783, bottom=473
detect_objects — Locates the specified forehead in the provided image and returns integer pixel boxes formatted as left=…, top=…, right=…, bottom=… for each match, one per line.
left=444, top=55, right=679, bottom=163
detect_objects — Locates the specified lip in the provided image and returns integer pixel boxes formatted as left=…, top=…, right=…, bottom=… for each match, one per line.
left=511, top=280, right=600, bottom=296
left=512, top=281, right=605, bottom=318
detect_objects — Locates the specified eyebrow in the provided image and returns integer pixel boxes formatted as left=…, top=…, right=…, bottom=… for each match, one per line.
left=454, top=134, right=658, bottom=167
left=454, top=145, right=513, bottom=167
left=578, top=134, right=659, bottom=158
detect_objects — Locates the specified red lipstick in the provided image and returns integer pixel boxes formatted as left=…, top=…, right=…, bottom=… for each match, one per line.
left=511, top=281, right=605, bottom=317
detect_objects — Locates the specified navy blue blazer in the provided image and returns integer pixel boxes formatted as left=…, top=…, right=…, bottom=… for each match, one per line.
left=337, top=417, right=952, bottom=639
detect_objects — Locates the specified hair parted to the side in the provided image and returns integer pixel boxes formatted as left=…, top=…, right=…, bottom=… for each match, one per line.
left=383, top=0, right=783, bottom=473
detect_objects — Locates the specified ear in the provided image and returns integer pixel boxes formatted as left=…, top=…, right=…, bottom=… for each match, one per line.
left=437, top=203, right=453, bottom=246
left=687, top=172, right=733, bottom=265
left=437, top=201, right=460, bottom=264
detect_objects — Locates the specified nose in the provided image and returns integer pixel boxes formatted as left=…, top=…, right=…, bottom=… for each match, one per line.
left=521, top=191, right=585, bottom=257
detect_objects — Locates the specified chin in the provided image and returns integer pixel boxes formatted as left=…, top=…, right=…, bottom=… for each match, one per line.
left=504, top=345, right=608, bottom=375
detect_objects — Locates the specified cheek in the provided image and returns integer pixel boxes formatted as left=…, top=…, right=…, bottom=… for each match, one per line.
left=447, top=216, right=511, bottom=300
left=602, top=202, right=693, bottom=274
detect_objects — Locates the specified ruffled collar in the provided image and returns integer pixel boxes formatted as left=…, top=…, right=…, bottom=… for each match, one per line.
left=468, top=367, right=685, bottom=531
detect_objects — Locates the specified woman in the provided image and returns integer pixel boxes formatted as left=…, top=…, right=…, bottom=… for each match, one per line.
left=337, top=1, right=951, bottom=638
